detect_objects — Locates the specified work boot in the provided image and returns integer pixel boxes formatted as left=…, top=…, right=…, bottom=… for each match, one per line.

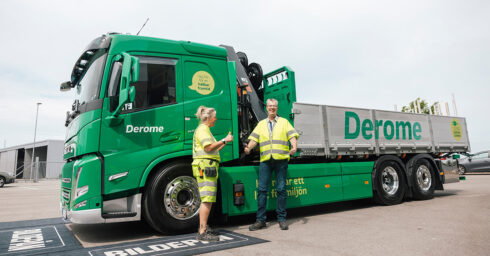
left=279, top=221, right=288, bottom=230
left=249, top=221, right=266, bottom=231
left=196, top=230, right=220, bottom=242
left=206, top=225, right=220, bottom=236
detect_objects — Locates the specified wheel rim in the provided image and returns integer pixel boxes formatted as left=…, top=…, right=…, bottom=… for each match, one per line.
left=416, top=165, right=432, bottom=191
left=164, top=176, right=201, bottom=220
left=381, top=166, right=399, bottom=196
left=0, top=178, right=4, bottom=186
left=458, top=165, right=465, bottom=175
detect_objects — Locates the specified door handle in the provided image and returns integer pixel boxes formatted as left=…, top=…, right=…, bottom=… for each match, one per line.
left=160, top=132, right=181, bottom=143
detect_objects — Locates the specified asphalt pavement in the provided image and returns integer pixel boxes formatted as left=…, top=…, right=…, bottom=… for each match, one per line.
left=1, top=175, right=489, bottom=256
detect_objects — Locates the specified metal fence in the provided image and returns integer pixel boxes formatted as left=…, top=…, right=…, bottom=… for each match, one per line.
left=15, top=160, right=64, bottom=181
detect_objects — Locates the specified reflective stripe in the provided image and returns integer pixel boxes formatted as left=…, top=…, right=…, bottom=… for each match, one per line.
left=200, top=138, right=213, bottom=145
left=287, top=130, right=298, bottom=137
left=260, top=140, right=288, bottom=147
left=272, top=140, right=289, bottom=146
left=260, top=149, right=289, bottom=157
left=198, top=181, right=217, bottom=188
left=193, top=150, right=219, bottom=157
left=200, top=190, right=217, bottom=197
left=250, top=132, right=259, bottom=140
left=261, top=141, right=271, bottom=147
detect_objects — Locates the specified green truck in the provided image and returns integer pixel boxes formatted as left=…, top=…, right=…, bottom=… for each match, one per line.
left=60, top=33, right=468, bottom=233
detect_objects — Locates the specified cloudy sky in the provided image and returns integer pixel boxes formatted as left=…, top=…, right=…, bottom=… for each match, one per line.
left=0, top=0, right=489, bottom=152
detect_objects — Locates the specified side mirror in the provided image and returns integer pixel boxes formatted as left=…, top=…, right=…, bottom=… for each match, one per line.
left=60, top=81, right=74, bottom=92
left=111, top=53, right=139, bottom=117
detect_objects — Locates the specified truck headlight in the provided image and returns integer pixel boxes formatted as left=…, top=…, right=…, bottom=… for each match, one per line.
left=75, top=185, right=89, bottom=199
left=73, top=167, right=88, bottom=199
left=73, top=200, right=87, bottom=209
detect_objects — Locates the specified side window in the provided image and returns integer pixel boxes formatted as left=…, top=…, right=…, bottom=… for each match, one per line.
left=107, top=62, right=122, bottom=112
left=129, top=57, right=177, bottom=112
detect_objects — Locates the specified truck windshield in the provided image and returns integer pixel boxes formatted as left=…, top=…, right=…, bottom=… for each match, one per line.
left=75, top=53, right=107, bottom=105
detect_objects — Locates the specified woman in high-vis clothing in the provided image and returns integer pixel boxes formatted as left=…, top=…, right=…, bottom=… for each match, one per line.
left=193, top=106, right=233, bottom=242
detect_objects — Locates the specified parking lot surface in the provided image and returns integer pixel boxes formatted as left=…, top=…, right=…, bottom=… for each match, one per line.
left=1, top=175, right=489, bottom=255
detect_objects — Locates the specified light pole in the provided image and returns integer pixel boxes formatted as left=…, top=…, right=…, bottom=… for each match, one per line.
left=30, top=102, right=42, bottom=181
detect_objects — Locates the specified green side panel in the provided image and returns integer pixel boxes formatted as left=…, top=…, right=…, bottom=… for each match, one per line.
left=64, top=110, right=102, bottom=159
left=263, top=67, right=296, bottom=124
left=220, top=163, right=343, bottom=216
left=340, top=162, right=374, bottom=200
left=70, top=155, right=102, bottom=211
left=139, top=150, right=193, bottom=187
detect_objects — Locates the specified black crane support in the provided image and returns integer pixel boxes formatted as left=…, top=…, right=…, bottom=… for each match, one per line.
left=221, top=45, right=267, bottom=121
left=220, top=45, right=267, bottom=143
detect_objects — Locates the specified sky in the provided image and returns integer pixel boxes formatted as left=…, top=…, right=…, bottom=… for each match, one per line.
left=0, top=0, right=489, bottom=153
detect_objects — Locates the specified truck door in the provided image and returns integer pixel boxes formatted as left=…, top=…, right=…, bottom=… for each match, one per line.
left=182, top=56, right=233, bottom=162
left=100, top=54, right=183, bottom=195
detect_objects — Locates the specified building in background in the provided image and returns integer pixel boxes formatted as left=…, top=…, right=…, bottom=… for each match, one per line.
left=0, top=140, right=64, bottom=179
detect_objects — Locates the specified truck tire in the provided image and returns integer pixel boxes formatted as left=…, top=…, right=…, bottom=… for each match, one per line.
left=373, top=160, right=406, bottom=205
left=142, top=160, right=200, bottom=234
left=0, top=177, right=5, bottom=188
left=411, top=159, right=435, bottom=200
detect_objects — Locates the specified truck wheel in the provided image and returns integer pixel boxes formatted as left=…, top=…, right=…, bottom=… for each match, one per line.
left=0, top=177, right=5, bottom=188
left=458, top=165, right=466, bottom=175
left=373, top=160, right=406, bottom=205
left=143, top=161, right=200, bottom=234
left=411, top=159, right=435, bottom=200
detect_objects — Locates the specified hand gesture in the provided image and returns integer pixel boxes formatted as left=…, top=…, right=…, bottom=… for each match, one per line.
left=289, top=147, right=297, bottom=155
left=244, top=146, right=251, bottom=155
left=224, top=132, right=233, bottom=143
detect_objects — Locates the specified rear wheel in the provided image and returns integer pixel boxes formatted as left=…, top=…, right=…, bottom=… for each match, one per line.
left=411, top=159, right=435, bottom=200
left=373, top=160, right=406, bottom=205
left=0, top=177, right=5, bottom=188
left=143, top=161, right=200, bottom=234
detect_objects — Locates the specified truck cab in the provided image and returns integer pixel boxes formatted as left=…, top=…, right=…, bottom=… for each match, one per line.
left=61, top=34, right=240, bottom=228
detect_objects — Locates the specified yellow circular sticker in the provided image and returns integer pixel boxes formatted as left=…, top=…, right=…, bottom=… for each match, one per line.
left=450, top=119, right=462, bottom=141
left=188, top=71, right=215, bottom=95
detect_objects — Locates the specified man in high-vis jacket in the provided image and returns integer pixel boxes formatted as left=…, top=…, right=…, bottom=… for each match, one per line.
left=244, top=98, right=299, bottom=231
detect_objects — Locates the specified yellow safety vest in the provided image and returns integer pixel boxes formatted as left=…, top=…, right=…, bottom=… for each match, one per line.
left=248, top=117, right=299, bottom=162
left=192, top=124, right=220, bottom=162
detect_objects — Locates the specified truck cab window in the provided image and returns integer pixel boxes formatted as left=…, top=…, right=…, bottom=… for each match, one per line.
left=107, top=62, right=122, bottom=112
left=129, top=57, right=177, bottom=112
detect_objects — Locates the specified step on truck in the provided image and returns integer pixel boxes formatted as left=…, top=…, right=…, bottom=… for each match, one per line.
left=60, top=33, right=469, bottom=233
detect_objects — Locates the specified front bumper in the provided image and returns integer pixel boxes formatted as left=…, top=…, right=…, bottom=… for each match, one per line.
left=63, top=207, right=106, bottom=224
left=61, top=193, right=142, bottom=224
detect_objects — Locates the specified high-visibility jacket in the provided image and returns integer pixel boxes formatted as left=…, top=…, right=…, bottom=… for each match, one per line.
left=192, top=123, right=220, bottom=203
left=192, top=124, right=220, bottom=162
left=248, top=117, right=299, bottom=162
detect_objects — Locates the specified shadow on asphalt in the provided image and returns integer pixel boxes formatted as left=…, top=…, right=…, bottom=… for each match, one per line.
left=216, top=198, right=376, bottom=232
left=68, top=189, right=462, bottom=244
left=67, top=221, right=161, bottom=244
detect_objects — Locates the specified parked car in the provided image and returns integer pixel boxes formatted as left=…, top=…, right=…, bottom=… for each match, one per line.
left=0, top=171, right=16, bottom=188
left=458, top=151, right=490, bottom=174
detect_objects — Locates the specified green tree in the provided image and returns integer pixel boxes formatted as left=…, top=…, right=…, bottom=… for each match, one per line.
left=401, top=98, right=439, bottom=114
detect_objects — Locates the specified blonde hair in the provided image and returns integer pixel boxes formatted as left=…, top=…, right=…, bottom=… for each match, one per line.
left=195, top=106, right=216, bottom=122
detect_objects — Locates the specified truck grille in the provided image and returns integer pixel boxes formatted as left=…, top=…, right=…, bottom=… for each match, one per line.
left=62, top=187, right=71, bottom=202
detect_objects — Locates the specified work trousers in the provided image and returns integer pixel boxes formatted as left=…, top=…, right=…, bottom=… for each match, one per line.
left=256, top=159, right=288, bottom=222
